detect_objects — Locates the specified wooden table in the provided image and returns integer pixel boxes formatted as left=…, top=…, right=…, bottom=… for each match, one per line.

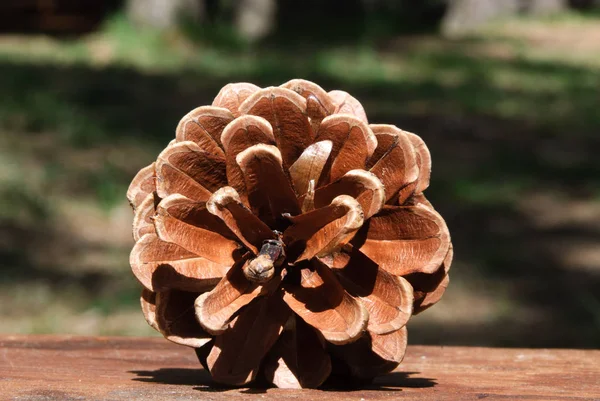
left=1, top=335, right=598, bottom=400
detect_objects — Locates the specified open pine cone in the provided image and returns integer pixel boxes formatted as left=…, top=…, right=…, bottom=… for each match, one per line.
left=127, top=79, right=452, bottom=389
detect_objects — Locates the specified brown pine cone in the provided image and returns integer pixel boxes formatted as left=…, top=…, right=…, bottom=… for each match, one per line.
left=127, top=79, right=452, bottom=389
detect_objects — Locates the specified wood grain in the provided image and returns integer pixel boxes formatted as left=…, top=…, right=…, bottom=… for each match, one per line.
left=0, top=335, right=598, bottom=400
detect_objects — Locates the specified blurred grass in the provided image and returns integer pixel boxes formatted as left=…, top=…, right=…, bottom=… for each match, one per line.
left=0, top=11, right=598, bottom=345
left=2, top=13, right=600, bottom=141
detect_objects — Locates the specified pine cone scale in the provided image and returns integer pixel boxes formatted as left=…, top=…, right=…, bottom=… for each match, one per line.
left=206, top=292, right=290, bottom=386
left=175, top=106, right=234, bottom=156
left=239, top=87, right=313, bottom=168
left=369, top=125, right=420, bottom=204
left=131, top=233, right=227, bottom=293
left=140, top=288, right=212, bottom=348
left=283, top=195, right=363, bottom=262
left=404, top=131, right=432, bottom=193
left=410, top=244, right=453, bottom=314
left=154, top=195, right=240, bottom=266
left=263, top=315, right=332, bottom=389
left=221, top=116, right=276, bottom=202
left=327, top=247, right=414, bottom=335
left=282, top=259, right=368, bottom=346
left=235, top=144, right=301, bottom=228
left=132, top=193, right=156, bottom=241
left=288, top=140, right=333, bottom=197
left=331, top=326, right=407, bottom=379
left=127, top=163, right=156, bottom=209
left=206, top=186, right=275, bottom=255
left=282, top=79, right=337, bottom=119
left=328, top=90, right=369, bottom=123
left=155, top=290, right=211, bottom=348
left=194, top=258, right=276, bottom=335
left=314, top=114, right=377, bottom=185
left=313, top=169, right=385, bottom=218
left=140, top=288, right=159, bottom=331
left=213, top=82, right=261, bottom=117
left=155, top=141, right=226, bottom=200
left=352, top=204, right=451, bottom=276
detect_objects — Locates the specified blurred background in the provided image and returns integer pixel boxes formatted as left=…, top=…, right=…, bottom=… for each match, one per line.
left=0, top=0, right=598, bottom=349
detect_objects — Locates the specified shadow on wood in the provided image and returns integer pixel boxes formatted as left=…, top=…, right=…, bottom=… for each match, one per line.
left=131, top=368, right=211, bottom=386
left=130, top=367, right=436, bottom=391
left=322, top=371, right=436, bottom=392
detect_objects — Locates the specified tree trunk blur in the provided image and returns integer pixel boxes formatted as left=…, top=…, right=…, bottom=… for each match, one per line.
left=441, top=0, right=519, bottom=37
left=234, top=0, right=276, bottom=42
left=127, top=0, right=204, bottom=30
left=524, top=0, right=567, bottom=15
left=441, top=0, right=567, bottom=37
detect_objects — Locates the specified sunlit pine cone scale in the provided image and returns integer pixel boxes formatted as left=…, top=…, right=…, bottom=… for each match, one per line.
left=127, top=79, right=452, bottom=389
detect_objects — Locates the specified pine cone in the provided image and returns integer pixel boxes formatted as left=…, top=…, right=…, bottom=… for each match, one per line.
left=127, top=80, right=452, bottom=389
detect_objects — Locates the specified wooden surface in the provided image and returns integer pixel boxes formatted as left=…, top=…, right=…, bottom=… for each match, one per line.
left=0, top=335, right=598, bottom=400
